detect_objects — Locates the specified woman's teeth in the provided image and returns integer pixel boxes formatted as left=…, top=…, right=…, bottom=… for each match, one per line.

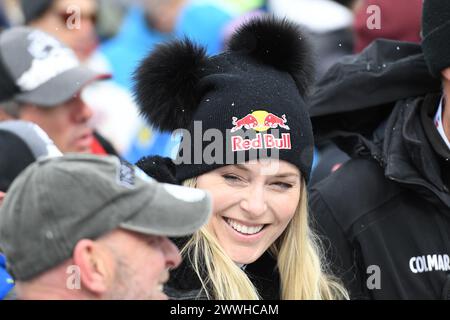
left=226, top=218, right=264, bottom=235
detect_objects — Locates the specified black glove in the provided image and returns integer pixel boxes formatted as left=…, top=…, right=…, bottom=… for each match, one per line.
left=135, top=156, right=179, bottom=185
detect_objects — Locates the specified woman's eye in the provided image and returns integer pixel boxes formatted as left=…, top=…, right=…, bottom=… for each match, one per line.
left=223, top=174, right=243, bottom=183
left=271, top=182, right=293, bottom=189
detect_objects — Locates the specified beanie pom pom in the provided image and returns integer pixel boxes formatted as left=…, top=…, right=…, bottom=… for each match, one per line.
left=229, top=16, right=314, bottom=94
left=133, top=39, right=209, bottom=131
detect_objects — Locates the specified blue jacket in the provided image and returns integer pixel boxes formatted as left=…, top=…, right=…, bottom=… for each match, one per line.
left=100, top=6, right=171, bottom=90
left=175, top=1, right=234, bottom=55
left=100, top=6, right=175, bottom=162
left=0, top=254, right=14, bottom=300
left=101, top=3, right=234, bottom=90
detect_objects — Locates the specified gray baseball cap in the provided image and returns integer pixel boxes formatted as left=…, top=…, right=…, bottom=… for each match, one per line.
left=0, top=27, right=109, bottom=106
left=0, top=154, right=212, bottom=281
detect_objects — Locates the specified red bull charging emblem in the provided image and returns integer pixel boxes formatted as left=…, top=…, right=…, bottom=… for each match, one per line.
left=230, top=110, right=291, bottom=152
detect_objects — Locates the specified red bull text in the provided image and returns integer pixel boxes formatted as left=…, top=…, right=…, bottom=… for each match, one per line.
left=232, top=133, right=291, bottom=152
left=230, top=110, right=292, bottom=152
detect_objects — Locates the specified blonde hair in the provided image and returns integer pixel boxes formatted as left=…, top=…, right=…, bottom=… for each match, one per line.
left=182, top=178, right=349, bottom=300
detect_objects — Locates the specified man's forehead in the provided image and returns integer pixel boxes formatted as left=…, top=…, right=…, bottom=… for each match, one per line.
left=130, top=231, right=163, bottom=243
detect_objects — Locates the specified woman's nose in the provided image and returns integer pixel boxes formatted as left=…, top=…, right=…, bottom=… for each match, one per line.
left=240, top=185, right=268, bottom=218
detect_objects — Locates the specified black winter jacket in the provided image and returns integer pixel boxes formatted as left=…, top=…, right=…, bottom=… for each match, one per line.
left=308, top=39, right=450, bottom=300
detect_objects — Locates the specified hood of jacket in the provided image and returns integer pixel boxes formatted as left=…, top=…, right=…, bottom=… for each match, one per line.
left=309, top=39, right=441, bottom=145
left=309, top=39, right=450, bottom=209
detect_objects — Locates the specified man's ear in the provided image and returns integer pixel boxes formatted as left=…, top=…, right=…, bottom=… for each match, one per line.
left=0, top=108, right=13, bottom=121
left=15, top=104, right=39, bottom=122
left=72, top=239, right=115, bottom=296
left=441, top=67, right=450, bottom=82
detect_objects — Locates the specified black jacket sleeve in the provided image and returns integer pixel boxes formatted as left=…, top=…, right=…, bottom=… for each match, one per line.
left=309, top=189, right=369, bottom=299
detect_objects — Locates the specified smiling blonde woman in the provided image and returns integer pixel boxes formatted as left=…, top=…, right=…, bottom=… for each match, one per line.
left=134, top=16, right=348, bottom=300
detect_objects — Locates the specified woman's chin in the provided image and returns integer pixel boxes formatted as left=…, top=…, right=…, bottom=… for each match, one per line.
left=227, top=249, right=263, bottom=266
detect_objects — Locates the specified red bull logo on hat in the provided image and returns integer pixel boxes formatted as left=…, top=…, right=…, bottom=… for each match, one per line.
left=230, top=110, right=291, bottom=152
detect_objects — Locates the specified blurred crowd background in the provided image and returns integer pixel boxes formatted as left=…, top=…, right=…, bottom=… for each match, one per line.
left=0, top=0, right=423, bottom=165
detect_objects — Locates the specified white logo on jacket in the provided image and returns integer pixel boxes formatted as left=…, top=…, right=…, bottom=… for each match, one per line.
left=409, top=254, right=450, bottom=273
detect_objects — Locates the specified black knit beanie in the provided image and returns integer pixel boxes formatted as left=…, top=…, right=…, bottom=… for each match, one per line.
left=20, top=0, right=53, bottom=24
left=422, top=0, right=450, bottom=77
left=134, top=17, right=315, bottom=183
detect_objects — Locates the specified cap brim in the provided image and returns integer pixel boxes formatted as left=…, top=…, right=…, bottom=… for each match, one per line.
left=14, top=66, right=110, bottom=107
left=120, top=183, right=212, bottom=238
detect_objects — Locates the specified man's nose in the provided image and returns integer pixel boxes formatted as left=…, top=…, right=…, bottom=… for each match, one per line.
left=73, top=97, right=94, bottom=123
left=162, top=238, right=182, bottom=270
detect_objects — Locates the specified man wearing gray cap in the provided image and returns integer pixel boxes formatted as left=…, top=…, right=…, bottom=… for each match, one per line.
left=0, top=154, right=212, bottom=300
left=0, top=26, right=109, bottom=154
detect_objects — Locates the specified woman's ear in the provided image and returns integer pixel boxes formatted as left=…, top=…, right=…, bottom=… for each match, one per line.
left=72, top=239, right=114, bottom=296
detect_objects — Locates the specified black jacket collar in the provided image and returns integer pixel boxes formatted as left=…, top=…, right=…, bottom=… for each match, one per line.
left=381, top=94, right=450, bottom=211
left=420, top=94, right=450, bottom=188
left=308, top=38, right=450, bottom=211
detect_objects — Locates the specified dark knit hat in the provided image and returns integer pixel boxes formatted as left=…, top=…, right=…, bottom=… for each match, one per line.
left=0, top=120, right=61, bottom=192
left=20, top=0, right=53, bottom=24
left=134, top=17, right=315, bottom=183
left=422, top=0, right=450, bottom=77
